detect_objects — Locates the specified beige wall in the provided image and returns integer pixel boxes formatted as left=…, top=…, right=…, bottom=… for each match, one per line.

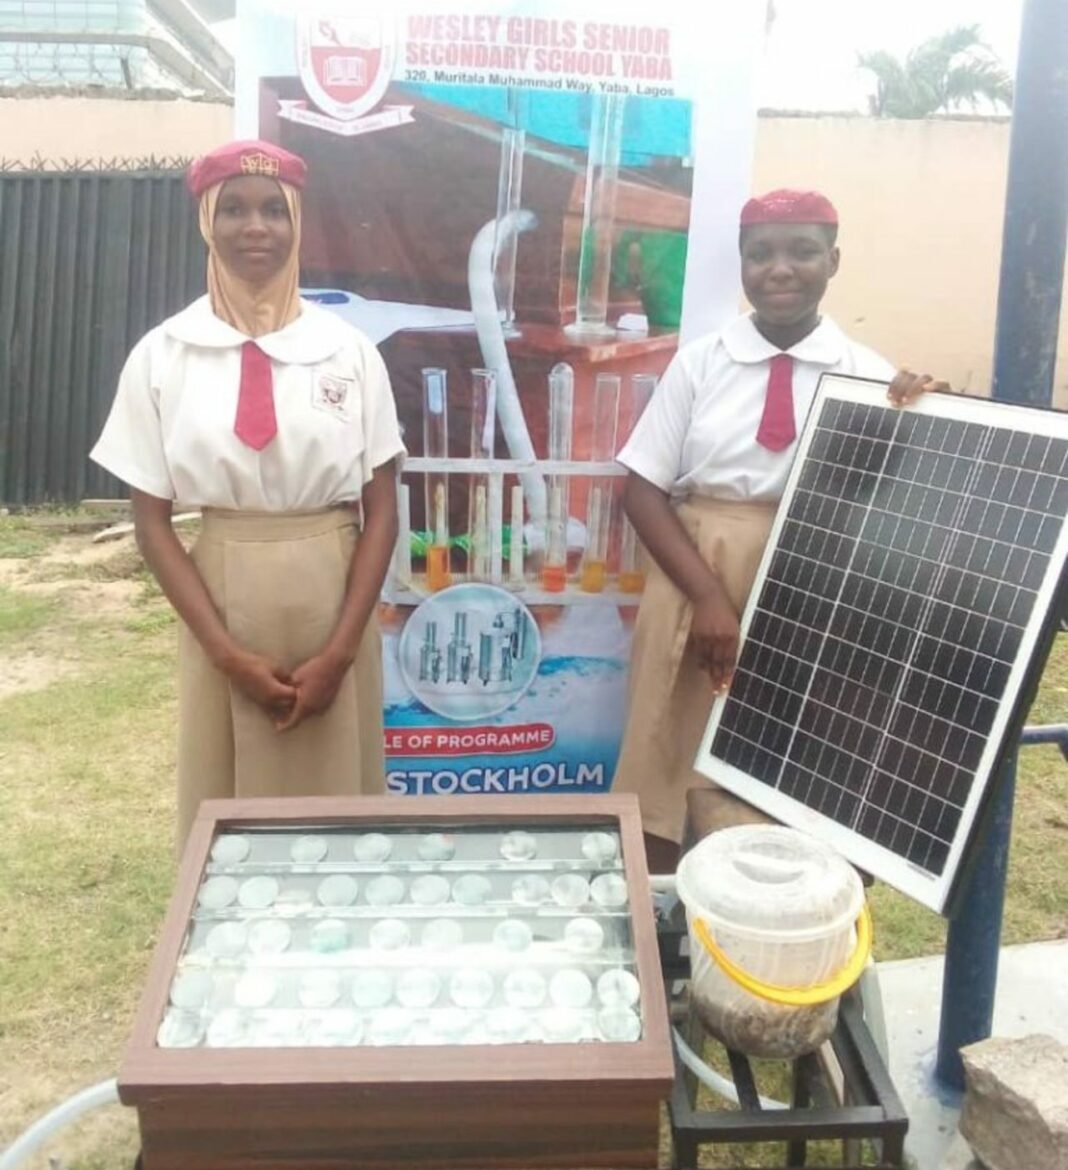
left=2, top=99, right=1066, bottom=407
left=753, top=115, right=1068, bottom=408
left=0, top=95, right=232, bottom=164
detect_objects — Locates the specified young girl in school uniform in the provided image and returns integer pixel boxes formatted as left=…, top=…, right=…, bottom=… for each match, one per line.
left=612, top=189, right=947, bottom=871
left=91, top=140, right=406, bottom=849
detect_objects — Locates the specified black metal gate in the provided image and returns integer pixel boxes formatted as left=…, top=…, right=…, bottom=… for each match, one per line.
left=0, top=170, right=205, bottom=505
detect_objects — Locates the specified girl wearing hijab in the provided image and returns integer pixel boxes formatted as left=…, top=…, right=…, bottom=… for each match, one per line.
left=91, top=140, right=405, bottom=849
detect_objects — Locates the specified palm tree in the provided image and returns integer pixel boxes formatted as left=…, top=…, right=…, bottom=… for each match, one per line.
left=859, top=25, right=1013, bottom=118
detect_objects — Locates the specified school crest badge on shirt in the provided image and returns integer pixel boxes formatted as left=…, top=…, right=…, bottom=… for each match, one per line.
left=313, top=373, right=354, bottom=420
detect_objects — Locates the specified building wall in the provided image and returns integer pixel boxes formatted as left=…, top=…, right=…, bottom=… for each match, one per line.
left=0, top=93, right=232, bottom=162
left=752, top=115, right=1068, bottom=408
left=2, top=99, right=1065, bottom=408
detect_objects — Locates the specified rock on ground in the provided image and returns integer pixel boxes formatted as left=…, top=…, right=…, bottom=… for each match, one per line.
left=960, top=1033, right=1068, bottom=1170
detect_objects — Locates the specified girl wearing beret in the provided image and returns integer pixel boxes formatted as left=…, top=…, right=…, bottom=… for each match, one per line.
left=91, top=140, right=405, bottom=849
left=613, top=189, right=948, bottom=870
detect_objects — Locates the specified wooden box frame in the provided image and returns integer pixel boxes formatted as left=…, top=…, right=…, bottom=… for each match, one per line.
left=119, top=794, right=673, bottom=1170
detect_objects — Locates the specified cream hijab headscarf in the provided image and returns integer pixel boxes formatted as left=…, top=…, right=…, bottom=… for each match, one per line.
left=198, top=181, right=303, bottom=339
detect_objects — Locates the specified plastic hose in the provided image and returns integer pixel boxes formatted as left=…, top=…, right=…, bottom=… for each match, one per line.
left=656, top=869, right=785, bottom=1110
left=858, top=963, right=890, bottom=1065
left=468, top=210, right=546, bottom=527
left=672, top=1027, right=788, bottom=1110
left=0, top=1078, right=120, bottom=1170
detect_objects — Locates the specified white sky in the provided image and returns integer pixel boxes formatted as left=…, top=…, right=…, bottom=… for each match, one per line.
left=759, top=0, right=1022, bottom=112
left=215, top=0, right=1025, bottom=113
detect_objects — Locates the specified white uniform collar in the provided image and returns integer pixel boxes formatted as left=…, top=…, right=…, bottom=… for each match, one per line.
left=163, top=296, right=350, bottom=364
left=722, top=313, right=847, bottom=366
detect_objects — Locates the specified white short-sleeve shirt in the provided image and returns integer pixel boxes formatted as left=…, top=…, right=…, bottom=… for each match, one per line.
left=90, top=297, right=406, bottom=510
left=618, top=314, right=895, bottom=502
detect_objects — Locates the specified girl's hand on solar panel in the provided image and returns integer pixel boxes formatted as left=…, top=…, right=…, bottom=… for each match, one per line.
left=887, top=369, right=951, bottom=406
left=691, top=587, right=740, bottom=694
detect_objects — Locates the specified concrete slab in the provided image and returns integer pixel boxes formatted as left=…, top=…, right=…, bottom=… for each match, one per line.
left=875, top=939, right=1068, bottom=1169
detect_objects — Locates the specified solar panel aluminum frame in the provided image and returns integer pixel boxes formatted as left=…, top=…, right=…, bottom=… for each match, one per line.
left=694, top=375, right=1068, bottom=913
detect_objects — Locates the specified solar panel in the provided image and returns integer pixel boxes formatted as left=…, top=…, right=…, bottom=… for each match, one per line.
left=695, top=376, right=1068, bottom=912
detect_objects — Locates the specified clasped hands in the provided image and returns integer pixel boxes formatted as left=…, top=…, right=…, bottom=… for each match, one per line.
left=224, top=648, right=350, bottom=731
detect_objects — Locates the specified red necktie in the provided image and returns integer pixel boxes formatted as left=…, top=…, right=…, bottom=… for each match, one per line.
left=756, top=353, right=796, bottom=452
left=234, top=341, right=277, bottom=450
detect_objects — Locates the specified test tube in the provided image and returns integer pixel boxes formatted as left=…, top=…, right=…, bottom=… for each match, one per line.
left=509, top=485, right=525, bottom=587
left=493, top=90, right=527, bottom=337
left=617, top=372, right=655, bottom=593
left=541, top=363, right=573, bottom=593
left=489, top=474, right=504, bottom=585
left=628, top=373, right=657, bottom=437
left=471, top=487, right=488, bottom=581
left=566, top=93, right=625, bottom=338
left=618, top=520, right=645, bottom=594
left=467, top=369, right=497, bottom=582
left=580, top=373, right=621, bottom=593
left=393, top=481, right=412, bottom=589
left=422, top=368, right=451, bottom=592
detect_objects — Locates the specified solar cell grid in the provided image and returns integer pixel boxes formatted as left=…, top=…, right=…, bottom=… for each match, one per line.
left=698, top=379, right=1068, bottom=910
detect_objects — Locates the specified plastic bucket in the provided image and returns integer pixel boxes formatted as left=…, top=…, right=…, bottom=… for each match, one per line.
left=675, top=825, right=869, bottom=1059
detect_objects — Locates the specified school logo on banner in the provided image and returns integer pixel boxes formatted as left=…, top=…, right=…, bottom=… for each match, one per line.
left=288, top=14, right=411, bottom=137
left=297, top=14, right=394, bottom=120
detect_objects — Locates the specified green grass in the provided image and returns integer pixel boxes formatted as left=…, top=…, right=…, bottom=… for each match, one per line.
left=0, top=507, right=127, bottom=557
left=0, top=521, right=173, bottom=1170
left=868, top=640, right=1068, bottom=962
left=26, top=547, right=146, bottom=586
left=0, top=644, right=176, bottom=1020
left=124, top=606, right=176, bottom=635
left=0, top=584, right=57, bottom=645
left=0, top=518, right=1064, bottom=1170
left=0, top=519, right=52, bottom=558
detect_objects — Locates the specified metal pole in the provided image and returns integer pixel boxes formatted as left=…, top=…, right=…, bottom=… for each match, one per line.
left=934, top=0, right=1068, bottom=1090
left=936, top=758, right=1017, bottom=1089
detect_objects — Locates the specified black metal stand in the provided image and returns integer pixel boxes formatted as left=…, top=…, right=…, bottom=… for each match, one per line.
left=660, top=919, right=908, bottom=1169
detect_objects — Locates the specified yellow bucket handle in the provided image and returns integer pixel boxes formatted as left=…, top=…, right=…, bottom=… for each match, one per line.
left=692, top=904, right=873, bottom=1008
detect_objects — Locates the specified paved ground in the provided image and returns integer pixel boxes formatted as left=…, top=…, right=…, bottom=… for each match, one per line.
left=877, top=939, right=1068, bottom=1168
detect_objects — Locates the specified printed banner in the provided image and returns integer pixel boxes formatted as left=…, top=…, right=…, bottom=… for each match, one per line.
left=236, top=0, right=764, bottom=798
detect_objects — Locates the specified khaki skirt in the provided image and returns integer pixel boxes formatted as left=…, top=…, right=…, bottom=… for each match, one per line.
left=611, top=496, right=777, bottom=843
left=176, top=507, right=385, bottom=850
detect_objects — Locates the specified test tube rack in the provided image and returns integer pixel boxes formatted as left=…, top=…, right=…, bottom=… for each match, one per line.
left=388, top=455, right=640, bottom=606
left=387, top=366, right=656, bottom=607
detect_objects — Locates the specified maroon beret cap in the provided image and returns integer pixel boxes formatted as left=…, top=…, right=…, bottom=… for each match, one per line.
left=740, top=189, right=838, bottom=227
left=187, top=140, right=308, bottom=197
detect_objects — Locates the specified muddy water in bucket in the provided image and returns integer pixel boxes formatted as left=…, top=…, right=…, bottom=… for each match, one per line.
left=675, top=825, right=868, bottom=1060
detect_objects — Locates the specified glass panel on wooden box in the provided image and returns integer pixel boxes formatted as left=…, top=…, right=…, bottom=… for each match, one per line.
left=158, top=822, right=642, bottom=1050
